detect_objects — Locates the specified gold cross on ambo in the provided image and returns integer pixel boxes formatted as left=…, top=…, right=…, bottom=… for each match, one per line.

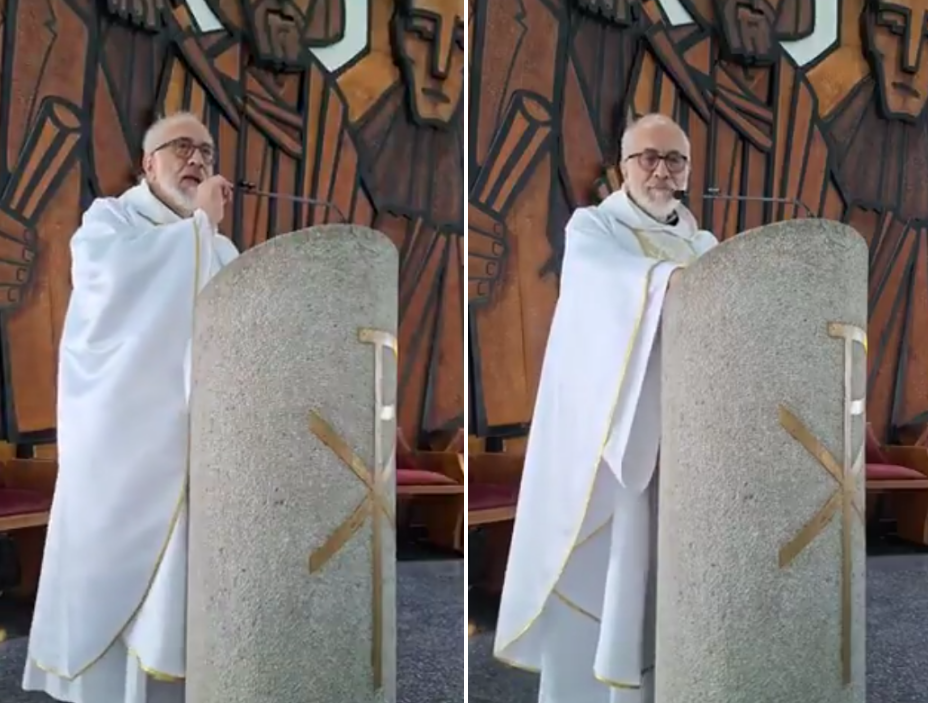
left=307, top=328, right=398, bottom=691
left=778, top=322, right=867, bottom=687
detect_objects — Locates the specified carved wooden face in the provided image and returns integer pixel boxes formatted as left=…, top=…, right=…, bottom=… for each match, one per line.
left=866, top=0, right=928, bottom=121
left=393, top=0, right=465, bottom=127
left=208, top=0, right=346, bottom=68
left=712, top=0, right=779, bottom=65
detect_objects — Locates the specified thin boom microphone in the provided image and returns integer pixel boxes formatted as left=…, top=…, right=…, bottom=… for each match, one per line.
left=673, top=187, right=814, bottom=218
left=236, top=180, right=348, bottom=223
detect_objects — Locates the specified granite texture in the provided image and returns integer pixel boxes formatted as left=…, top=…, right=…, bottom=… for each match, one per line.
left=658, top=220, right=868, bottom=703
left=187, top=225, right=399, bottom=703
left=0, top=557, right=465, bottom=703
left=464, top=547, right=928, bottom=703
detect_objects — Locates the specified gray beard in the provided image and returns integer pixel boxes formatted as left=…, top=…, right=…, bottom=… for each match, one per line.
left=149, top=180, right=195, bottom=218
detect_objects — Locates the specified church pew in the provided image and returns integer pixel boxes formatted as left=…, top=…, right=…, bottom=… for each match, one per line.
left=397, top=451, right=465, bottom=553
left=0, top=459, right=56, bottom=598
left=468, top=451, right=522, bottom=524
left=865, top=425, right=928, bottom=544
left=468, top=452, right=523, bottom=597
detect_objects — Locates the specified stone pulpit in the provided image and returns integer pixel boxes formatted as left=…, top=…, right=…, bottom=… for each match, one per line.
left=659, top=220, right=867, bottom=703
left=186, top=225, right=398, bottom=703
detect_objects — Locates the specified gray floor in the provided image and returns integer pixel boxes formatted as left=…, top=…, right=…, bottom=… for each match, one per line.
left=0, top=559, right=464, bottom=703
left=468, top=550, right=928, bottom=703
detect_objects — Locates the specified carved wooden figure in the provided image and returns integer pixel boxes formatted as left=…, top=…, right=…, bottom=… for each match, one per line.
left=803, top=0, right=928, bottom=440
left=0, top=0, right=91, bottom=443
left=350, top=0, right=466, bottom=445
left=629, top=0, right=848, bottom=239
left=468, top=0, right=643, bottom=438
left=0, top=0, right=466, bottom=455
left=155, top=2, right=373, bottom=250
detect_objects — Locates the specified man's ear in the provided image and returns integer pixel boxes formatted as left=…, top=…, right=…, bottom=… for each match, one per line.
left=141, top=154, right=154, bottom=180
left=620, top=160, right=629, bottom=183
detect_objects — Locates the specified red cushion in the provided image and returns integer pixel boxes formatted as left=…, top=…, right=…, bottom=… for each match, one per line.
left=0, top=488, right=51, bottom=518
left=865, top=424, right=889, bottom=464
left=866, top=463, right=928, bottom=481
left=396, top=468, right=458, bottom=486
left=469, top=483, right=519, bottom=511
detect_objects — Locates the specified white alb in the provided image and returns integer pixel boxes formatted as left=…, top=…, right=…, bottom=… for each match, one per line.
left=23, top=181, right=238, bottom=703
left=494, top=189, right=717, bottom=703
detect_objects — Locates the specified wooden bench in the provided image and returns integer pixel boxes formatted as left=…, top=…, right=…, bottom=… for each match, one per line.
left=0, top=459, right=57, bottom=598
left=469, top=453, right=522, bottom=526
left=865, top=425, right=928, bottom=543
left=0, top=459, right=55, bottom=531
left=397, top=451, right=464, bottom=552
left=468, top=452, right=523, bottom=596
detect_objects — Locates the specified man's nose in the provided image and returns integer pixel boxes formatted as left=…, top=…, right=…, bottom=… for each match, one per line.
left=653, top=158, right=670, bottom=178
left=187, top=149, right=205, bottom=167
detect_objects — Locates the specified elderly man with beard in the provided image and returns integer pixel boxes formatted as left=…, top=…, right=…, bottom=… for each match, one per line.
left=22, top=111, right=238, bottom=703
left=494, top=114, right=717, bottom=703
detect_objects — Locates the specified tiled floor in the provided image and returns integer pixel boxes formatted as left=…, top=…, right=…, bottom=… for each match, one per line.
left=468, top=540, right=928, bottom=703
left=0, top=552, right=464, bottom=703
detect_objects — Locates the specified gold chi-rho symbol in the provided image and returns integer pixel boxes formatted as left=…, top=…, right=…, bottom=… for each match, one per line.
left=307, top=328, right=397, bottom=690
left=778, top=322, right=866, bottom=687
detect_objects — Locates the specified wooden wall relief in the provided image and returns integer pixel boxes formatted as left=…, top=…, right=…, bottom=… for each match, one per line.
left=468, top=0, right=642, bottom=438
left=629, top=0, right=848, bottom=237
left=467, top=0, right=928, bottom=446
left=0, top=0, right=94, bottom=444
left=805, top=0, right=928, bottom=441
left=339, top=0, right=465, bottom=445
left=0, top=0, right=463, bottom=451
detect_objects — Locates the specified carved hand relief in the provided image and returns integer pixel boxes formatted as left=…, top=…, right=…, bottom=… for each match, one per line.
left=778, top=323, right=866, bottom=687
left=103, top=0, right=168, bottom=30
left=573, top=0, right=640, bottom=25
left=393, top=0, right=465, bottom=128
left=864, top=0, right=928, bottom=122
left=204, top=0, right=347, bottom=68
left=0, top=97, right=80, bottom=311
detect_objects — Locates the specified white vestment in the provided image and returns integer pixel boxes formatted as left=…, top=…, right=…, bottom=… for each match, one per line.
left=23, top=181, right=239, bottom=703
left=493, top=190, right=717, bottom=703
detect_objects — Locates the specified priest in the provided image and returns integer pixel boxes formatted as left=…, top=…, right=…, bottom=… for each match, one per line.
left=494, top=113, right=717, bottom=702
left=22, top=111, right=239, bottom=702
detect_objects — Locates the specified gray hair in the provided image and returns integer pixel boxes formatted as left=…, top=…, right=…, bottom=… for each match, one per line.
left=141, top=111, right=209, bottom=155
left=620, top=113, right=689, bottom=160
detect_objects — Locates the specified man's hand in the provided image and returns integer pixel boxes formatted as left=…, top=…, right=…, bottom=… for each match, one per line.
left=194, top=176, right=233, bottom=227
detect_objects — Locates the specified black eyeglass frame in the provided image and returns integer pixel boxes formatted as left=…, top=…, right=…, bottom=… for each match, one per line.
left=624, top=149, right=689, bottom=174
left=152, top=137, right=216, bottom=166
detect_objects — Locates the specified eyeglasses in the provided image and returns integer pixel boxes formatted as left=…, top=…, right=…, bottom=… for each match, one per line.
left=625, top=149, right=688, bottom=174
left=153, top=137, right=215, bottom=166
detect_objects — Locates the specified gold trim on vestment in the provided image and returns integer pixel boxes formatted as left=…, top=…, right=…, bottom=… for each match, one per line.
left=535, top=591, right=645, bottom=691
left=574, top=515, right=612, bottom=551
left=593, top=673, right=642, bottom=690
left=128, top=647, right=184, bottom=683
left=493, top=261, right=662, bottom=667
left=630, top=229, right=698, bottom=264
left=31, top=214, right=202, bottom=682
left=566, top=236, right=694, bottom=546
left=553, top=589, right=600, bottom=623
